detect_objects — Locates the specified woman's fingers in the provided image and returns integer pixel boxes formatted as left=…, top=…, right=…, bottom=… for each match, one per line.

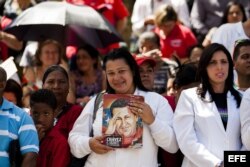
left=89, top=136, right=114, bottom=154
left=129, top=100, right=155, bottom=125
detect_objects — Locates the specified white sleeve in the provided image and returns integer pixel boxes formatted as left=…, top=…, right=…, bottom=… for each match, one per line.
left=190, top=0, right=207, bottom=34
left=68, top=97, right=96, bottom=158
left=131, top=0, right=151, bottom=35
left=148, top=94, right=178, bottom=153
left=240, top=89, right=250, bottom=150
left=172, top=0, right=191, bottom=28
left=211, top=25, right=226, bottom=44
left=173, top=91, right=221, bottom=166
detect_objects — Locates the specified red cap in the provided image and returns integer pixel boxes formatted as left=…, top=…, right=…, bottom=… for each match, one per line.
left=135, top=56, right=156, bottom=67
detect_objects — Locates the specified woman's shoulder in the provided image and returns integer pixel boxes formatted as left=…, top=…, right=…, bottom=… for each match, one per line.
left=177, top=23, right=194, bottom=34
left=180, top=87, right=198, bottom=99
left=139, top=90, right=165, bottom=101
left=183, top=87, right=197, bottom=93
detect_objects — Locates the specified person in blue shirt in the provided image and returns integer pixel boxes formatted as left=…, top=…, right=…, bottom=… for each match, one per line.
left=0, top=67, right=39, bottom=167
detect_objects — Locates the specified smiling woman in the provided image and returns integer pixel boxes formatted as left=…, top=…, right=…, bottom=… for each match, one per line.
left=69, top=44, right=105, bottom=106
left=22, top=39, right=68, bottom=108
left=69, top=48, right=178, bottom=167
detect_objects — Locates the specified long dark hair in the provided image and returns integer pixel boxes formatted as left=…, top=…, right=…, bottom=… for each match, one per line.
left=196, top=43, right=241, bottom=107
left=221, top=1, right=247, bottom=24
left=103, top=48, right=148, bottom=94
left=70, top=43, right=100, bottom=71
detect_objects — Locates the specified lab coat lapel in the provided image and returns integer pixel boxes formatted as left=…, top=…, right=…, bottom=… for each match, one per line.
left=205, top=91, right=226, bottom=134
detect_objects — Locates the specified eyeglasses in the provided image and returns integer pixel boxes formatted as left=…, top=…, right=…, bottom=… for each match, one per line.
left=234, top=39, right=250, bottom=47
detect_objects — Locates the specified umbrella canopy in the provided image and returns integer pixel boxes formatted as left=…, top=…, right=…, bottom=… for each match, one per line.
left=4, top=1, right=123, bottom=48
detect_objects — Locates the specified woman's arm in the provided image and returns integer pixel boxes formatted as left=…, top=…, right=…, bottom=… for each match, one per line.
left=147, top=94, right=178, bottom=153
left=0, top=31, right=23, bottom=50
left=129, top=93, right=178, bottom=153
left=174, top=90, right=222, bottom=166
left=68, top=97, right=113, bottom=158
left=68, top=99, right=94, bottom=158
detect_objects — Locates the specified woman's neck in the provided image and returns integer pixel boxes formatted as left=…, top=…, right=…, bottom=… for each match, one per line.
left=115, top=86, right=136, bottom=95
left=81, top=67, right=95, bottom=77
left=212, top=84, right=225, bottom=93
left=55, top=101, right=67, bottom=118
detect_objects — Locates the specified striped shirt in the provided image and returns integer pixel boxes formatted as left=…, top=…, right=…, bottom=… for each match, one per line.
left=0, top=99, right=39, bottom=166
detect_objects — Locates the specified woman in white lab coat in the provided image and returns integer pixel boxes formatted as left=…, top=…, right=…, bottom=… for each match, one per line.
left=174, top=43, right=242, bottom=167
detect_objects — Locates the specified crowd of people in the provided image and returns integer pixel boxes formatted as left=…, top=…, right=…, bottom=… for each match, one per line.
left=1, top=0, right=250, bottom=167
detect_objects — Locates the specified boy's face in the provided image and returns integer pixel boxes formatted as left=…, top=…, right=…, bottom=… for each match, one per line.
left=30, top=103, right=55, bottom=133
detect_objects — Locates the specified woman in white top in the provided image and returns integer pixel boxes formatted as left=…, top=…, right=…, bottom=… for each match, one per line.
left=174, top=43, right=242, bottom=167
left=68, top=48, right=178, bottom=167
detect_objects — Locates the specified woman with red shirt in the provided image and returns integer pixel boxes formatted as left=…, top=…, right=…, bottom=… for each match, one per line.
left=154, top=5, right=197, bottom=64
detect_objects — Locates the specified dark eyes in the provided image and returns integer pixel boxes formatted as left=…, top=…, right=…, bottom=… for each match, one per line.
left=208, top=60, right=228, bottom=65
left=107, top=69, right=128, bottom=76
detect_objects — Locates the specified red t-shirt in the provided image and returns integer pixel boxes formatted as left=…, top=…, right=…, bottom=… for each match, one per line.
left=155, top=24, right=197, bottom=59
left=67, top=0, right=129, bottom=26
left=37, top=128, right=71, bottom=167
left=66, top=0, right=129, bottom=55
left=164, top=95, right=176, bottom=111
left=54, top=103, right=83, bottom=138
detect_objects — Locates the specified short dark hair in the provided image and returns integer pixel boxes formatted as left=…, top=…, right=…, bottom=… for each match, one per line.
left=30, top=89, right=57, bottom=110
left=187, top=44, right=204, bottom=59
left=110, top=98, right=129, bottom=116
left=196, top=43, right=241, bottom=107
left=103, top=48, right=148, bottom=93
left=0, top=67, right=7, bottom=82
left=4, top=79, right=23, bottom=107
left=174, top=63, right=198, bottom=89
left=233, top=39, right=250, bottom=61
left=70, top=44, right=100, bottom=70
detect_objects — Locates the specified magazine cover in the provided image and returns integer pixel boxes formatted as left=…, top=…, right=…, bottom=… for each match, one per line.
left=102, top=94, right=144, bottom=148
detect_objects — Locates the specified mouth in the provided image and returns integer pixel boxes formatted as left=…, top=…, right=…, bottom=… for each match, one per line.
left=215, top=73, right=225, bottom=78
left=113, top=81, right=125, bottom=87
left=52, top=91, right=62, bottom=95
left=142, top=79, right=150, bottom=83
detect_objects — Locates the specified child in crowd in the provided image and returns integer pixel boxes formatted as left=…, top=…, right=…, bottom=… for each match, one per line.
left=30, top=89, right=71, bottom=167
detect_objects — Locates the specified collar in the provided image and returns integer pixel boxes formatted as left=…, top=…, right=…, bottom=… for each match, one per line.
left=0, top=98, right=13, bottom=111
left=205, top=90, right=232, bottom=100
